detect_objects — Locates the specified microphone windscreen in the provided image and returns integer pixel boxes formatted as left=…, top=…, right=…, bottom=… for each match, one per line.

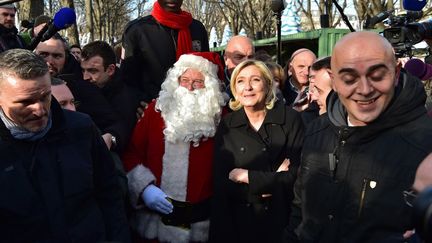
left=53, top=7, right=76, bottom=29
left=403, top=0, right=427, bottom=11
left=405, top=58, right=432, bottom=80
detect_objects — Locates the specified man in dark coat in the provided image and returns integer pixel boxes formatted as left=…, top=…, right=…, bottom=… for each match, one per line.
left=0, top=49, right=130, bottom=242
left=35, top=34, right=123, bottom=150
left=283, top=48, right=316, bottom=108
left=0, top=4, right=26, bottom=52
left=284, top=31, right=432, bottom=242
left=121, top=0, right=209, bottom=106
left=81, top=40, right=139, bottom=154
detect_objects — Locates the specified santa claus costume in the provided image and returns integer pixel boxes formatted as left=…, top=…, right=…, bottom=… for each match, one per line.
left=122, top=53, right=225, bottom=242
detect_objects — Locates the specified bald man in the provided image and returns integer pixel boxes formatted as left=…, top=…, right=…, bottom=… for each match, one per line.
left=283, top=48, right=316, bottom=107
left=284, top=31, right=432, bottom=242
left=223, top=35, right=255, bottom=97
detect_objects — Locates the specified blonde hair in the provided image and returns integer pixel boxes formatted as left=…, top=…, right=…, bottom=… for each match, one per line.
left=229, top=59, right=277, bottom=111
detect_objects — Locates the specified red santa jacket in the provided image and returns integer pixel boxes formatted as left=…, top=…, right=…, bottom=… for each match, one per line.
left=122, top=100, right=215, bottom=203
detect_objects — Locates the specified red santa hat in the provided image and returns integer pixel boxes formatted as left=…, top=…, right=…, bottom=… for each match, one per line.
left=175, top=52, right=225, bottom=81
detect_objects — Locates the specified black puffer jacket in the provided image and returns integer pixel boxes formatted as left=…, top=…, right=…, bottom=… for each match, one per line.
left=120, top=15, right=209, bottom=102
left=285, top=71, right=432, bottom=242
left=0, top=100, right=130, bottom=242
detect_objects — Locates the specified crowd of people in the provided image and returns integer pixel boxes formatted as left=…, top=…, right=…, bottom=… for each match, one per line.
left=1, top=0, right=432, bottom=242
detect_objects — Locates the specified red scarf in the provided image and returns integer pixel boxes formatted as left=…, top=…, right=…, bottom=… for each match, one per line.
left=151, top=2, right=193, bottom=60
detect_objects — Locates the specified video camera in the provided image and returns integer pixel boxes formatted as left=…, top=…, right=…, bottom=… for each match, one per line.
left=381, top=11, right=432, bottom=57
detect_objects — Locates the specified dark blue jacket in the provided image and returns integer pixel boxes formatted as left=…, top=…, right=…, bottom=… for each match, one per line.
left=0, top=100, right=131, bottom=242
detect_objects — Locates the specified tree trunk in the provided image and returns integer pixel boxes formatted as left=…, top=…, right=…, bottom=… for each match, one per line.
left=17, top=0, right=44, bottom=22
left=60, top=0, right=80, bottom=45
left=85, top=0, right=94, bottom=42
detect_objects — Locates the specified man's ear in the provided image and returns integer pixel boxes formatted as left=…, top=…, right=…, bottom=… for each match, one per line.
left=328, top=69, right=337, bottom=92
left=394, top=61, right=402, bottom=86
left=107, top=64, right=116, bottom=76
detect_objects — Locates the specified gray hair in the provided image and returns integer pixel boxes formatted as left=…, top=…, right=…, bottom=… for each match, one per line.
left=0, top=49, right=49, bottom=81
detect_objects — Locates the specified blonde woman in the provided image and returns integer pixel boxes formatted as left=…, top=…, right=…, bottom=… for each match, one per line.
left=210, top=60, right=304, bottom=243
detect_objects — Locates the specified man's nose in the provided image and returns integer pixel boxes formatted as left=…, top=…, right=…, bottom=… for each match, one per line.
left=357, top=77, right=374, bottom=95
left=83, top=71, right=90, bottom=81
left=185, top=84, right=194, bottom=91
left=31, top=102, right=47, bottom=116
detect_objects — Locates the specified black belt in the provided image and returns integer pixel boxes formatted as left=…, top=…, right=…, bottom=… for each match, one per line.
left=161, top=197, right=211, bottom=229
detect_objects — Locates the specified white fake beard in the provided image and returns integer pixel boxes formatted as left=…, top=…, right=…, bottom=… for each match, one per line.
left=158, top=87, right=221, bottom=146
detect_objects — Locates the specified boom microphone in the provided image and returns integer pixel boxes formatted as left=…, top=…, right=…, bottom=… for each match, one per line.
left=403, top=0, right=427, bottom=11
left=40, top=7, right=76, bottom=42
left=28, top=8, right=76, bottom=51
left=404, top=58, right=432, bottom=80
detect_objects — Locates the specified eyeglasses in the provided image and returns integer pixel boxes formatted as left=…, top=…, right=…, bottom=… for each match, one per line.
left=403, top=189, right=418, bottom=207
left=178, top=77, right=205, bottom=89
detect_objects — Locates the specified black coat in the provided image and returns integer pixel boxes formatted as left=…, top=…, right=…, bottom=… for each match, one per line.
left=121, top=15, right=209, bottom=102
left=101, top=70, right=140, bottom=154
left=0, top=100, right=131, bottom=242
left=210, top=101, right=304, bottom=243
left=57, top=56, right=123, bottom=139
left=285, top=72, right=432, bottom=242
left=0, top=25, right=26, bottom=52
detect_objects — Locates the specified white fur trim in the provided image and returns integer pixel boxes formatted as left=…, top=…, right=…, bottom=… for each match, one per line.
left=127, top=164, right=156, bottom=208
left=190, top=220, right=210, bottom=242
left=134, top=212, right=210, bottom=242
left=157, top=219, right=209, bottom=242
left=132, top=210, right=159, bottom=239
left=132, top=142, right=210, bottom=242
left=175, top=54, right=218, bottom=79
left=160, top=140, right=189, bottom=201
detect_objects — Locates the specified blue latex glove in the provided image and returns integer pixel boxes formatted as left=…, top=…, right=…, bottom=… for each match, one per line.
left=141, top=184, right=173, bottom=214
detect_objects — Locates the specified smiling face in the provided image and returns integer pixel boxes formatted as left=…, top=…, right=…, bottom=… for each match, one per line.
left=331, top=32, right=399, bottom=126
left=233, top=64, right=268, bottom=111
left=178, top=68, right=205, bottom=91
left=289, top=50, right=316, bottom=89
left=157, top=0, right=183, bottom=12
left=0, top=73, right=51, bottom=132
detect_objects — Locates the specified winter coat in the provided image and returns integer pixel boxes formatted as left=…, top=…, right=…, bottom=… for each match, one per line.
left=285, top=71, right=432, bottom=242
left=121, top=15, right=209, bottom=103
left=0, top=100, right=130, bottom=242
left=100, top=69, right=140, bottom=154
left=57, top=56, right=124, bottom=144
left=122, top=101, right=214, bottom=242
left=210, top=100, right=304, bottom=243
left=0, top=25, right=26, bottom=52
